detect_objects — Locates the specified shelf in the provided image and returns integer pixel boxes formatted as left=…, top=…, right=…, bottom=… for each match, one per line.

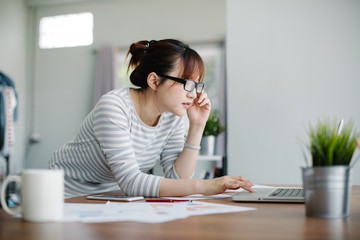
left=198, top=155, right=223, bottom=161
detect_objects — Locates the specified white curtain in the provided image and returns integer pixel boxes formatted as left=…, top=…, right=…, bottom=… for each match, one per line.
left=93, top=47, right=117, bottom=106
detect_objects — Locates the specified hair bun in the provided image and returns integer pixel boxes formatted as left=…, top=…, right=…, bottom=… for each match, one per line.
left=127, top=40, right=148, bottom=68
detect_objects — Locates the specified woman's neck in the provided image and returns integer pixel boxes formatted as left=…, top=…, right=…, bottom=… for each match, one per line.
left=130, top=88, right=161, bottom=127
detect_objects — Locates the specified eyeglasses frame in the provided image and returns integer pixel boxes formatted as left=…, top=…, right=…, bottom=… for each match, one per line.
left=157, top=73, right=204, bottom=93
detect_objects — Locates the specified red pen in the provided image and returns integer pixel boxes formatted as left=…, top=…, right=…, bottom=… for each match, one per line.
left=145, top=199, right=192, bottom=203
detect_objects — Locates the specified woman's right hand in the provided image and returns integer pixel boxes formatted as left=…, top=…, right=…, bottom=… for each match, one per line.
left=200, top=176, right=256, bottom=195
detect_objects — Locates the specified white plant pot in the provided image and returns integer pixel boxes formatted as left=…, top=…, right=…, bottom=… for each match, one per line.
left=200, top=135, right=216, bottom=156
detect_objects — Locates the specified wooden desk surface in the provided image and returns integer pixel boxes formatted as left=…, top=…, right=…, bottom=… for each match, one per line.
left=1, top=186, right=359, bottom=240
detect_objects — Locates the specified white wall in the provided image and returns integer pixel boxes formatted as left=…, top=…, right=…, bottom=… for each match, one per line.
left=0, top=0, right=29, bottom=174
left=26, top=0, right=226, bottom=169
left=227, top=0, right=360, bottom=184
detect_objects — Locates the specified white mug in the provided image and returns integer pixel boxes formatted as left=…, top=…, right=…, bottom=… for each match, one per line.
left=0, top=169, right=64, bottom=222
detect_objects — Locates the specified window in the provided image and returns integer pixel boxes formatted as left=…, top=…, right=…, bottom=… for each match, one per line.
left=39, top=12, right=93, bottom=49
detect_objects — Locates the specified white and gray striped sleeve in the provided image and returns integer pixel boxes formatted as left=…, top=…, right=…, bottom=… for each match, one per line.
left=93, top=94, right=163, bottom=197
left=160, top=117, right=186, bottom=179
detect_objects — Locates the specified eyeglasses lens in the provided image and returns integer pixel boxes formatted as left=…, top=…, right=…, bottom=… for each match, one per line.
left=196, top=83, right=204, bottom=93
left=184, top=81, right=204, bottom=93
left=184, top=81, right=195, bottom=92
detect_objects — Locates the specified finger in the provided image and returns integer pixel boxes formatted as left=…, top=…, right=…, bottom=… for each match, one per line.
left=225, top=181, right=254, bottom=193
left=198, top=100, right=211, bottom=110
left=231, top=176, right=256, bottom=192
left=197, top=92, right=207, bottom=104
left=193, top=99, right=210, bottom=111
left=224, top=179, right=242, bottom=190
left=199, top=97, right=211, bottom=107
left=240, top=182, right=256, bottom=192
left=244, top=185, right=256, bottom=193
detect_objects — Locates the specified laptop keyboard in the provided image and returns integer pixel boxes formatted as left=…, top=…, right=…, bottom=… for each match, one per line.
left=270, top=188, right=304, bottom=198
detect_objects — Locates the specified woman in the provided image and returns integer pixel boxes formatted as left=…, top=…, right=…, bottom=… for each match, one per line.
left=49, top=39, right=255, bottom=198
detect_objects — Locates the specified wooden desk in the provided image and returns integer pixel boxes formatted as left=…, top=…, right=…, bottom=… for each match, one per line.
left=1, top=186, right=359, bottom=240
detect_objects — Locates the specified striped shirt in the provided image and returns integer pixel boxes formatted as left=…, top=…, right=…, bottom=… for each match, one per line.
left=49, top=88, right=185, bottom=198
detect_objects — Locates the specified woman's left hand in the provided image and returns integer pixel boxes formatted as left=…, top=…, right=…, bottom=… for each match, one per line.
left=187, top=91, right=211, bottom=127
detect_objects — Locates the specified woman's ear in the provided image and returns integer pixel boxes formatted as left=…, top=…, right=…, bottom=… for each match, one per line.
left=147, top=72, right=160, bottom=91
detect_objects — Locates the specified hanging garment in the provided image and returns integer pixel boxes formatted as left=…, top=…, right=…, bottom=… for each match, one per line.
left=0, top=72, right=18, bottom=156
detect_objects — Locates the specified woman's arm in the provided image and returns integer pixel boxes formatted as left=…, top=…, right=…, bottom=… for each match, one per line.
left=173, top=91, right=210, bottom=178
left=159, top=176, right=256, bottom=197
left=172, top=124, right=203, bottom=178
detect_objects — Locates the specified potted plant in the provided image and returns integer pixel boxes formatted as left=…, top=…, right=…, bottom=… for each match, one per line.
left=201, top=110, right=225, bottom=155
left=302, top=117, right=360, bottom=218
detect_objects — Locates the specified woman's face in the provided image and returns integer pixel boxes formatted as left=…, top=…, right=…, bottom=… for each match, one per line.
left=155, top=67, right=199, bottom=116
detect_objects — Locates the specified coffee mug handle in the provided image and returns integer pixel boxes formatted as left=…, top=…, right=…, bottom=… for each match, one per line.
left=0, top=175, right=22, bottom=216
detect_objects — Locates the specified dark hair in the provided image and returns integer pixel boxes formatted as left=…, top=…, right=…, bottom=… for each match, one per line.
left=126, top=39, right=204, bottom=89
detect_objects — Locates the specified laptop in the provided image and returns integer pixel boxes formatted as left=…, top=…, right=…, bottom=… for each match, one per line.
left=232, top=187, right=304, bottom=203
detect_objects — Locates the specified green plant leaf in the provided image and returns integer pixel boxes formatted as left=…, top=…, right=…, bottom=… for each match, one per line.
left=306, top=118, right=360, bottom=166
left=203, top=110, right=225, bottom=136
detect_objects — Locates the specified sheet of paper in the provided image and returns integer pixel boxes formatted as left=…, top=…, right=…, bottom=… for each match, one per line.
left=185, top=201, right=255, bottom=216
left=62, top=201, right=255, bottom=223
left=63, top=202, right=188, bottom=223
left=165, top=193, right=232, bottom=201
left=226, top=184, right=277, bottom=193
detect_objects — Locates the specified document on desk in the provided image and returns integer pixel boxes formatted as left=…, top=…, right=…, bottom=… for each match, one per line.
left=63, top=201, right=255, bottom=223
left=63, top=201, right=188, bottom=223
left=164, top=193, right=232, bottom=201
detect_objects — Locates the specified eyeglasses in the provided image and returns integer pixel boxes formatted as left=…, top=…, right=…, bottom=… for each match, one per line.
left=157, top=74, right=204, bottom=93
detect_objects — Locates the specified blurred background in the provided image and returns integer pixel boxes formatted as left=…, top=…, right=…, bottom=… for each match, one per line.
left=0, top=0, right=359, bottom=185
